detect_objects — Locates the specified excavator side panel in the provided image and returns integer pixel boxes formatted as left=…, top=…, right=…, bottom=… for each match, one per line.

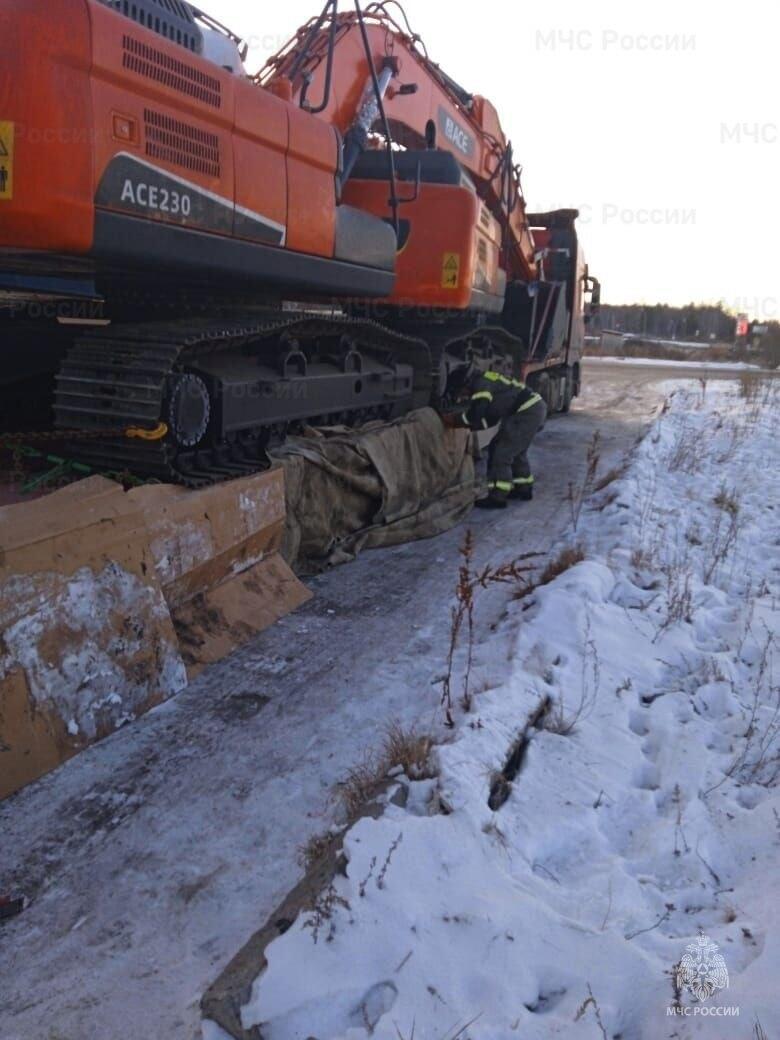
left=87, top=0, right=339, bottom=260
left=233, top=78, right=289, bottom=245
left=0, top=0, right=94, bottom=254
left=285, top=104, right=339, bottom=257
left=343, top=179, right=502, bottom=312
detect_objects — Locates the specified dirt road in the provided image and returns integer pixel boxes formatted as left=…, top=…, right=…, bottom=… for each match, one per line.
left=0, top=360, right=744, bottom=1040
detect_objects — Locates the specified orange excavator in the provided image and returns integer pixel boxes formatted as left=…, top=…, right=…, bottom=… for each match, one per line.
left=0, top=0, right=600, bottom=484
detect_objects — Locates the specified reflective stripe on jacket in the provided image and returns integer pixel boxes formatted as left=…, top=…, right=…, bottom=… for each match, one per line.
left=461, top=371, right=543, bottom=430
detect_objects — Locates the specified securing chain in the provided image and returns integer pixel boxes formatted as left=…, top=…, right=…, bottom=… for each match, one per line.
left=0, top=424, right=167, bottom=446
left=0, top=424, right=169, bottom=486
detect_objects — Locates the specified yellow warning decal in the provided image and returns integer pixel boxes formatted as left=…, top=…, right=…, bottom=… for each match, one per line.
left=441, top=252, right=460, bottom=289
left=0, top=122, right=14, bottom=200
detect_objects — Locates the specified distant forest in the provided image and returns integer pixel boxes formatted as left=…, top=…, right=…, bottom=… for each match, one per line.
left=598, top=303, right=736, bottom=341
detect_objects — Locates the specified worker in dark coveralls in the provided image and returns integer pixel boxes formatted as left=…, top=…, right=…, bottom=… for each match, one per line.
left=459, top=369, right=547, bottom=509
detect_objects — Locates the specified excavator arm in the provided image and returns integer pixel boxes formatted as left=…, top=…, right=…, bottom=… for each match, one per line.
left=258, top=2, right=538, bottom=284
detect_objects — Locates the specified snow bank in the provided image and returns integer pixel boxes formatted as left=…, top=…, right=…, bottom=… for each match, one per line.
left=237, top=379, right=780, bottom=1039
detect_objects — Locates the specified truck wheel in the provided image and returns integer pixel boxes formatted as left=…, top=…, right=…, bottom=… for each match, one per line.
left=561, top=369, right=574, bottom=413
left=536, top=372, right=551, bottom=425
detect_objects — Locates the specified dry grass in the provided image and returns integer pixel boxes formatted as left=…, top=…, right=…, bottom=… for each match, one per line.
left=384, top=722, right=435, bottom=780
left=703, top=497, right=742, bottom=584
left=537, top=544, right=586, bottom=586
left=665, top=420, right=700, bottom=473
left=301, top=725, right=434, bottom=941
left=659, top=558, right=694, bottom=633
left=736, top=632, right=780, bottom=788
left=685, top=521, right=703, bottom=546
left=713, top=484, right=740, bottom=516
left=336, top=722, right=438, bottom=823
left=338, top=754, right=388, bottom=822
left=593, top=464, right=626, bottom=492
left=297, top=830, right=334, bottom=872
left=636, top=466, right=660, bottom=545
left=630, top=546, right=652, bottom=570
left=739, top=372, right=780, bottom=426
left=512, top=544, right=587, bottom=605
left=739, top=368, right=765, bottom=401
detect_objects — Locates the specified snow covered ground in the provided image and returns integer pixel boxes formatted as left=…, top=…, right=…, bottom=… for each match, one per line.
left=620, top=335, right=714, bottom=351
left=587, top=356, right=764, bottom=371
left=0, top=366, right=665, bottom=1040
left=233, top=377, right=780, bottom=1039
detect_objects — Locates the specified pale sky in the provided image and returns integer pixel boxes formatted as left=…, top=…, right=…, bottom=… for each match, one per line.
left=213, top=0, right=778, bottom=319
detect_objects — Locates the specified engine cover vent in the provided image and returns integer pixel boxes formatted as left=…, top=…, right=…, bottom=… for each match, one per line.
left=144, top=109, right=221, bottom=179
left=123, top=35, right=222, bottom=108
left=101, top=0, right=203, bottom=53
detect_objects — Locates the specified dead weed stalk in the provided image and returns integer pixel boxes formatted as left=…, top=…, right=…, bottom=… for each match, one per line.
left=593, top=462, right=626, bottom=492
left=544, top=616, right=601, bottom=736
left=441, top=529, right=537, bottom=724
left=704, top=631, right=779, bottom=793
left=574, top=984, right=609, bottom=1040
left=703, top=495, right=742, bottom=584
left=302, top=880, right=350, bottom=944
left=567, top=431, right=602, bottom=531
left=655, top=555, right=694, bottom=640
left=665, top=419, right=701, bottom=473
left=393, top=1014, right=482, bottom=1040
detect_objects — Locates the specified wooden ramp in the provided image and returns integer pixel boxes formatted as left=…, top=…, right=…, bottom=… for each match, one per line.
left=0, top=468, right=310, bottom=801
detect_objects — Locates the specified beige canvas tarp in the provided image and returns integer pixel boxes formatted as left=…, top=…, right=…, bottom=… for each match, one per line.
left=275, top=407, right=476, bottom=574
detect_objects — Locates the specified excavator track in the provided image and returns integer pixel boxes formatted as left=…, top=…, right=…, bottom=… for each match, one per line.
left=53, top=314, right=431, bottom=486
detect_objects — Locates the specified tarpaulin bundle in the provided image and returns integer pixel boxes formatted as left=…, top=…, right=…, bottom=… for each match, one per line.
left=274, top=408, right=476, bottom=574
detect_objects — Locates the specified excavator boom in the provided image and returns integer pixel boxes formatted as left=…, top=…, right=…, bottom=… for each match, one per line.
left=259, top=3, right=538, bottom=283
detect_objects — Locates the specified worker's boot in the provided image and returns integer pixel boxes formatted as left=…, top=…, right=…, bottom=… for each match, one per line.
left=475, top=491, right=508, bottom=509
left=510, top=484, right=533, bottom=501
